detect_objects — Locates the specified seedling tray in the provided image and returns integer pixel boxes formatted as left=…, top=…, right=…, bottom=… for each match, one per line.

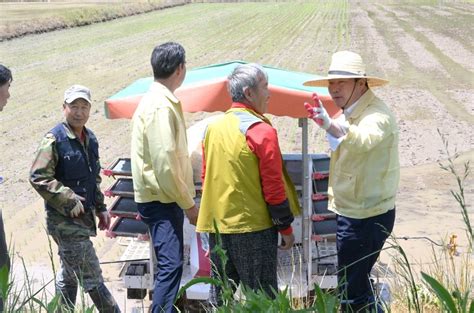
left=109, top=217, right=148, bottom=237
left=312, top=157, right=330, bottom=172
left=109, top=197, right=138, bottom=218
left=105, top=178, right=134, bottom=197
left=282, top=154, right=330, bottom=187
left=313, top=198, right=331, bottom=215
left=313, top=177, right=329, bottom=193
left=103, top=158, right=132, bottom=177
left=312, top=219, right=337, bottom=236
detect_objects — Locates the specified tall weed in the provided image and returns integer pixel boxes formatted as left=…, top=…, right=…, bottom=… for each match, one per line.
left=389, top=131, right=473, bottom=312
left=0, top=233, right=96, bottom=312
left=419, top=131, right=473, bottom=313
left=176, top=221, right=339, bottom=312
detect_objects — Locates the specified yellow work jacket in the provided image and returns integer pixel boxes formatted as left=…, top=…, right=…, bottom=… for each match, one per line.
left=130, top=82, right=195, bottom=209
left=197, top=108, right=300, bottom=234
left=328, top=89, right=399, bottom=219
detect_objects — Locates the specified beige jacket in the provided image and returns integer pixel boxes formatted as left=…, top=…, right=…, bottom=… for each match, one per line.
left=328, top=89, right=399, bottom=219
left=131, top=82, right=195, bottom=209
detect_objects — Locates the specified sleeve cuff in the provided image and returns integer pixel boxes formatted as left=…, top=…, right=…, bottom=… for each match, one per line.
left=278, top=226, right=293, bottom=235
left=177, top=197, right=195, bottom=211
left=327, top=133, right=345, bottom=151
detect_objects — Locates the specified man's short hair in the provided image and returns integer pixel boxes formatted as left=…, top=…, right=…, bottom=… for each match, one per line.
left=0, top=64, right=12, bottom=86
left=227, top=63, right=268, bottom=103
left=150, top=42, right=186, bottom=80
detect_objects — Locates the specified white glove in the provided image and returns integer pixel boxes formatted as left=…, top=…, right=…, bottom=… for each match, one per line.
left=312, top=106, right=331, bottom=130
left=70, top=200, right=84, bottom=218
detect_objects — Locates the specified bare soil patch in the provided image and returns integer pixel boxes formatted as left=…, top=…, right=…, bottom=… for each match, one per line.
left=349, top=8, right=400, bottom=75
left=414, top=27, right=474, bottom=72
left=350, top=3, right=473, bottom=270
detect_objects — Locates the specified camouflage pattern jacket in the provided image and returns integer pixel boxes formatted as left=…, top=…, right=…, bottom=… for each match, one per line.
left=30, top=122, right=106, bottom=239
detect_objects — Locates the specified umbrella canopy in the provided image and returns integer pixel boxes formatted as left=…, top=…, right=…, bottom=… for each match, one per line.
left=104, top=60, right=339, bottom=119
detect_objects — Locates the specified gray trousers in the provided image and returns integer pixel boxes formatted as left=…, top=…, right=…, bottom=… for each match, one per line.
left=209, top=227, right=278, bottom=305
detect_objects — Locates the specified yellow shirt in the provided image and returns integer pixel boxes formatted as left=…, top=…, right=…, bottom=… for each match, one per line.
left=130, top=82, right=195, bottom=209
left=328, top=89, right=399, bottom=219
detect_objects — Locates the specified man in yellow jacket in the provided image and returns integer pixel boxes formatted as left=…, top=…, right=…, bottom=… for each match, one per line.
left=131, top=42, right=198, bottom=313
left=197, top=63, right=300, bottom=304
left=304, top=51, right=399, bottom=313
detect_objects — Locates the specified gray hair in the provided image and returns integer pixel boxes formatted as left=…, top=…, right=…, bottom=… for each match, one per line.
left=227, top=63, right=268, bottom=102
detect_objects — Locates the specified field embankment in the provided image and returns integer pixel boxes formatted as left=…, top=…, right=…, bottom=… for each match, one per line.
left=0, top=0, right=189, bottom=41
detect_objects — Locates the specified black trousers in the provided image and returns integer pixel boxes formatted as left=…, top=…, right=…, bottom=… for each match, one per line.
left=337, top=209, right=395, bottom=312
left=209, top=227, right=278, bottom=305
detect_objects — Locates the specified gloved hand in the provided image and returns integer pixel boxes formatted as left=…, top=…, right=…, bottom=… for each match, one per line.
left=97, top=211, right=111, bottom=231
left=304, top=93, right=331, bottom=130
left=70, top=200, right=84, bottom=218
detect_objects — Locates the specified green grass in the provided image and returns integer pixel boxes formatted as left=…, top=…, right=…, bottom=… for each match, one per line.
left=0, top=236, right=97, bottom=312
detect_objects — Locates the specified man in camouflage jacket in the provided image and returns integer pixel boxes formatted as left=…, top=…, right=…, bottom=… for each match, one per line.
left=30, top=85, right=120, bottom=313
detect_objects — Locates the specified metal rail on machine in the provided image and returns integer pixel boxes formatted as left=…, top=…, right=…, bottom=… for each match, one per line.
left=299, top=118, right=312, bottom=289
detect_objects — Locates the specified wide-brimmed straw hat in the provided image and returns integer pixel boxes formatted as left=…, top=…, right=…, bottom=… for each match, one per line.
left=303, top=51, right=389, bottom=88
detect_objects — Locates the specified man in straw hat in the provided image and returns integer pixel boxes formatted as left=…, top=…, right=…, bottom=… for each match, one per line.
left=304, top=51, right=399, bottom=312
left=30, top=85, right=120, bottom=312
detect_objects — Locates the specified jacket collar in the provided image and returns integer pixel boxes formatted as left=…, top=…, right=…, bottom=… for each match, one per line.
left=345, top=89, right=375, bottom=121
left=150, top=81, right=179, bottom=104
left=62, top=122, right=89, bottom=142
left=229, top=102, right=271, bottom=125
left=231, top=102, right=257, bottom=112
